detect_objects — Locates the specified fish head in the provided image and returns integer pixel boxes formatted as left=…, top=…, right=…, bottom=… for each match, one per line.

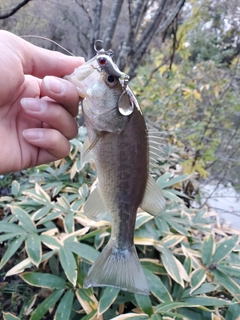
left=64, top=56, right=137, bottom=133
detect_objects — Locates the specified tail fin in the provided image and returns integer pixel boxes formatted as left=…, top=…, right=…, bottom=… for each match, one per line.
left=83, top=240, right=149, bottom=295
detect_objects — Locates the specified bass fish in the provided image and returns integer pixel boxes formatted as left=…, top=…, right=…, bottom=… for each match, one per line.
left=65, top=41, right=166, bottom=295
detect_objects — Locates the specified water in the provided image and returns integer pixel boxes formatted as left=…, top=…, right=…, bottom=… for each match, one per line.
left=200, top=183, right=240, bottom=229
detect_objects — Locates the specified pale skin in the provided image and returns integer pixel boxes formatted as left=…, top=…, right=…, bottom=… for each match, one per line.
left=0, top=30, right=84, bottom=174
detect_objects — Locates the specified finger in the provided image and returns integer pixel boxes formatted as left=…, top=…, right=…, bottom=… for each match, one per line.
left=22, top=128, right=71, bottom=164
left=24, top=43, right=84, bottom=78
left=21, top=98, right=78, bottom=140
left=40, top=76, right=80, bottom=117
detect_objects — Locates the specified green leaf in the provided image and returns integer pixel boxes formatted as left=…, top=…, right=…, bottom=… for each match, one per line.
left=2, top=312, right=21, bottom=320
left=0, top=235, right=26, bottom=269
left=32, top=205, right=52, bottom=221
left=150, top=315, right=163, bottom=320
left=11, top=206, right=37, bottom=232
left=156, top=301, right=196, bottom=312
left=26, top=233, right=42, bottom=266
left=66, top=242, right=99, bottom=263
left=98, top=287, right=120, bottom=315
left=217, top=264, right=240, bottom=278
left=76, top=288, right=98, bottom=313
left=135, top=293, right=153, bottom=316
left=156, top=297, right=231, bottom=312
left=160, top=246, right=185, bottom=287
left=40, top=234, right=61, bottom=250
left=64, top=211, right=74, bottom=234
left=190, top=268, right=206, bottom=293
left=112, top=315, right=148, bottom=320
left=213, top=235, right=239, bottom=263
left=135, top=212, right=154, bottom=229
left=21, top=272, right=66, bottom=289
left=183, top=296, right=232, bottom=306
left=162, top=190, right=183, bottom=203
left=81, top=310, right=98, bottom=320
left=30, top=289, right=64, bottom=320
left=11, top=180, right=20, bottom=197
left=225, top=302, right=240, bottom=320
left=155, top=217, right=169, bottom=234
left=183, top=283, right=217, bottom=298
left=158, top=311, right=189, bottom=319
left=141, top=260, right=166, bottom=275
left=158, top=174, right=189, bottom=189
left=212, top=269, right=240, bottom=300
left=54, top=290, right=74, bottom=320
left=0, top=233, right=24, bottom=242
left=201, top=233, right=215, bottom=266
left=157, top=173, right=172, bottom=186
left=0, top=221, right=25, bottom=233
left=144, top=268, right=172, bottom=302
left=183, top=257, right=192, bottom=275
left=59, top=245, right=77, bottom=286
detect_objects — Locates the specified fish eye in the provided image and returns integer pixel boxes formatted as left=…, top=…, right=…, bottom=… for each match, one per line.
left=106, top=74, right=118, bottom=87
left=107, top=75, right=115, bottom=83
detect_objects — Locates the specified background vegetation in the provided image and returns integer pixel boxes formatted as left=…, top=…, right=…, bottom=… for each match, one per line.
left=0, top=0, right=240, bottom=319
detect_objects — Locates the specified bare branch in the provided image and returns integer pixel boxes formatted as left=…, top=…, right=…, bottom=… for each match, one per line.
left=128, top=0, right=185, bottom=78
left=103, top=0, right=125, bottom=50
left=0, top=0, right=32, bottom=19
left=88, top=0, right=102, bottom=59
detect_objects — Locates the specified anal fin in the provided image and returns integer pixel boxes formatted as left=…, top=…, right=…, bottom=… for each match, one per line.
left=140, top=175, right=166, bottom=216
left=84, top=186, right=108, bottom=221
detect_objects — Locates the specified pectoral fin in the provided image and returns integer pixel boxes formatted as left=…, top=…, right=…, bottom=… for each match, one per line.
left=140, top=175, right=166, bottom=216
left=81, top=136, right=93, bottom=165
left=84, top=186, right=108, bottom=221
left=81, top=135, right=102, bottom=165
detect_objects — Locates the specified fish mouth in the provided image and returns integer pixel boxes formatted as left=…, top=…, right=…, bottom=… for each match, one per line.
left=64, top=56, right=98, bottom=99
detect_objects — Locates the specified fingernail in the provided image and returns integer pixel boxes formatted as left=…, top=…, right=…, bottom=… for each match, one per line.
left=44, top=76, right=66, bottom=94
left=21, top=98, right=47, bottom=112
left=22, top=129, right=44, bottom=140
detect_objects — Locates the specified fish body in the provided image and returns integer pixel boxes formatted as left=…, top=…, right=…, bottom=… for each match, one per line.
left=65, top=51, right=165, bottom=295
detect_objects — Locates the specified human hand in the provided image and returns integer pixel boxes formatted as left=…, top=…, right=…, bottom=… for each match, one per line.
left=0, top=30, right=84, bottom=174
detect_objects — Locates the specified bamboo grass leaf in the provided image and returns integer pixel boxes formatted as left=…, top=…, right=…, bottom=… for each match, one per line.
left=144, top=268, right=172, bottom=302
left=0, top=221, right=25, bottom=233
left=190, top=268, right=206, bottom=294
left=213, top=235, right=239, bottom=263
left=26, top=233, right=42, bottom=266
left=20, top=272, right=66, bottom=289
left=212, top=269, right=240, bottom=300
left=54, top=290, right=74, bottom=320
left=201, top=233, right=215, bottom=266
left=30, top=289, right=64, bottom=320
left=0, top=235, right=26, bottom=269
left=11, top=206, right=37, bottom=232
left=59, top=245, right=77, bottom=286
left=135, top=293, right=153, bottom=316
left=65, top=241, right=99, bottom=263
left=98, top=287, right=120, bottom=315
left=76, top=288, right=98, bottom=314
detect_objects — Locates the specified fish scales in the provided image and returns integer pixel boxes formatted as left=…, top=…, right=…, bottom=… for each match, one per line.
left=85, top=107, right=148, bottom=249
left=64, top=45, right=166, bottom=295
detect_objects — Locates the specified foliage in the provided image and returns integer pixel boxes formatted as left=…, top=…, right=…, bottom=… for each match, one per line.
left=0, top=130, right=240, bottom=319
left=131, top=21, right=240, bottom=187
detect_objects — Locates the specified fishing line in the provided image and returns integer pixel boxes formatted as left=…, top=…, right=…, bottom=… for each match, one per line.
left=20, top=35, right=77, bottom=58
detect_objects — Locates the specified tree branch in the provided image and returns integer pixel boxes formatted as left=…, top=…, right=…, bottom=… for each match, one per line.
left=88, top=0, right=102, bottom=59
left=103, top=0, right=125, bottom=50
left=0, top=0, right=32, bottom=19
